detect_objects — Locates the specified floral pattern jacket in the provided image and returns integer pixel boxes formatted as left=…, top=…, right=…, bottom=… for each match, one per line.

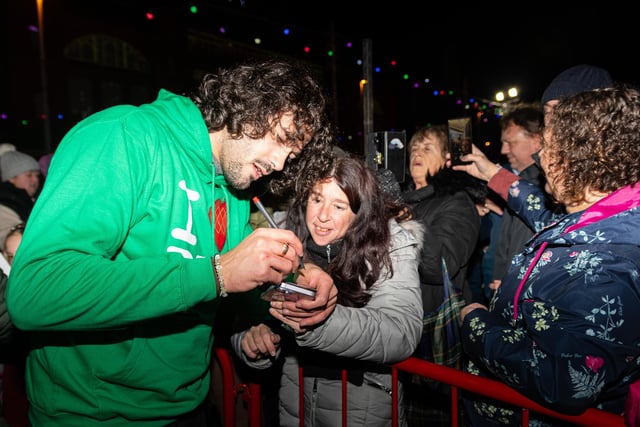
left=461, top=180, right=640, bottom=426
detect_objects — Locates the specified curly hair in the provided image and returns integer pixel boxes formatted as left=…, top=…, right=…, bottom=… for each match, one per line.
left=544, top=84, right=640, bottom=205
left=286, top=155, right=411, bottom=307
left=189, top=57, right=335, bottom=195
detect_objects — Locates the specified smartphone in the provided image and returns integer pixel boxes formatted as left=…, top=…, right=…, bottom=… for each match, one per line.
left=279, top=282, right=316, bottom=298
left=447, top=117, right=472, bottom=165
left=260, top=282, right=316, bottom=301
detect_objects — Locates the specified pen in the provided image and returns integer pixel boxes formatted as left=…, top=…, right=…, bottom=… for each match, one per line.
left=252, top=196, right=305, bottom=269
left=251, top=196, right=279, bottom=229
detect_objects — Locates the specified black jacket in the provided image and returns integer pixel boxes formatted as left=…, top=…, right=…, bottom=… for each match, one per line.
left=402, top=168, right=481, bottom=313
left=492, top=163, right=544, bottom=280
left=0, top=181, right=35, bottom=222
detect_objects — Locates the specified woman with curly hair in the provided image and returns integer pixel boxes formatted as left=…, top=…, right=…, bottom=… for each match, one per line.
left=232, top=154, right=424, bottom=427
left=455, top=84, right=640, bottom=425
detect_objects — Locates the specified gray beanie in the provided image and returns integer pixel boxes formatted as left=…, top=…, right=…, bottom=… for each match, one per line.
left=0, top=151, right=40, bottom=181
left=541, top=64, right=613, bottom=105
left=0, top=143, right=16, bottom=156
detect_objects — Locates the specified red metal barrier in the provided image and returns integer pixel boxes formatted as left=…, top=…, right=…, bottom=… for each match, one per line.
left=213, top=348, right=625, bottom=427
left=392, top=357, right=625, bottom=427
left=213, top=347, right=261, bottom=427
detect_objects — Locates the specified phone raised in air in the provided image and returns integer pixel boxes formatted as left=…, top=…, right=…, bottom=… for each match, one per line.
left=447, top=117, right=472, bottom=166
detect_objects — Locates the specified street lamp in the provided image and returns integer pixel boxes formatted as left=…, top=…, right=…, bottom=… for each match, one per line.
left=36, top=0, right=52, bottom=152
left=495, top=87, right=518, bottom=103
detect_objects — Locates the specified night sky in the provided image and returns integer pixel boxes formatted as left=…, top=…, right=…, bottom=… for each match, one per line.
left=4, top=1, right=637, bottom=158
left=208, top=1, right=637, bottom=158
left=225, top=1, right=637, bottom=99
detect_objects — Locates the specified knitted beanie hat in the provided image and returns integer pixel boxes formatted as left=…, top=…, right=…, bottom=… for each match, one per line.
left=541, top=64, right=613, bottom=105
left=0, top=143, right=16, bottom=156
left=0, top=151, right=40, bottom=181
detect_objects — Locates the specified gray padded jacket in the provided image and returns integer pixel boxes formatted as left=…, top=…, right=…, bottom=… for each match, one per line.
left=232, top=219, right=424, bottom=427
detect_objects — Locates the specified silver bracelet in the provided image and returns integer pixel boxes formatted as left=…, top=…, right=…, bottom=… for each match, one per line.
left=213, top=254, right=228, bottom=298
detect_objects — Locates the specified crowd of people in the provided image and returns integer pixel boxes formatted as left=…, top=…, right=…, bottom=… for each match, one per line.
left=0, top=58, right=638, bottom=427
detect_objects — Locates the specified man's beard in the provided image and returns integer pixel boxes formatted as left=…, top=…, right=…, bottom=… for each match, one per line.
left=223, top=159, right=251, bottom=190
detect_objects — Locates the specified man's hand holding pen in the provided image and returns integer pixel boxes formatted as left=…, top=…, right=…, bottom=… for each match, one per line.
left=215, top=227, right=303, bottom=294
left=250, top=196, right=337, bottom=332
left=252, top=196, right=305, bottom=269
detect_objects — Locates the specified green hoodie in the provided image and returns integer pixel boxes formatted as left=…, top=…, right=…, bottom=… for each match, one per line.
left=6, top=90, right=258, bottom=425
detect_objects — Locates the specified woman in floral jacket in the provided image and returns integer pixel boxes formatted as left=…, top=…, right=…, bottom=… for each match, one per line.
left=455, top=84, right=640, bottom=426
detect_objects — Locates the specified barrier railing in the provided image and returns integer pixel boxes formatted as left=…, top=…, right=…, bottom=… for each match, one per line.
left=214, top=346, right=262, bottom=427
left=213, top=347, right=625, bottom=427
left=392, top=358, right=624, bottom=427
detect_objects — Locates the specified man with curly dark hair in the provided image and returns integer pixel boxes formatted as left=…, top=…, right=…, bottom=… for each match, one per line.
left=456, top=84, right=640, bottom=425
left=6, top=57, right=338, bottom=426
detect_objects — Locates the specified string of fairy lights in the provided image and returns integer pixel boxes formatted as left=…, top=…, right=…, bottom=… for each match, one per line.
left=2, top=1, right=507, bottom=146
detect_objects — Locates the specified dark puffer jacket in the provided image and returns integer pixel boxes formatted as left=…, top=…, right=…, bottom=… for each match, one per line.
left=402, top=167, right=481, bottom=314
left=462, top=181, right=640, bottom=426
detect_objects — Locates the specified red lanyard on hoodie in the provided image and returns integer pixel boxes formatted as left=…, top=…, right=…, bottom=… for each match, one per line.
left=511, top=185, right=640, bottom=324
